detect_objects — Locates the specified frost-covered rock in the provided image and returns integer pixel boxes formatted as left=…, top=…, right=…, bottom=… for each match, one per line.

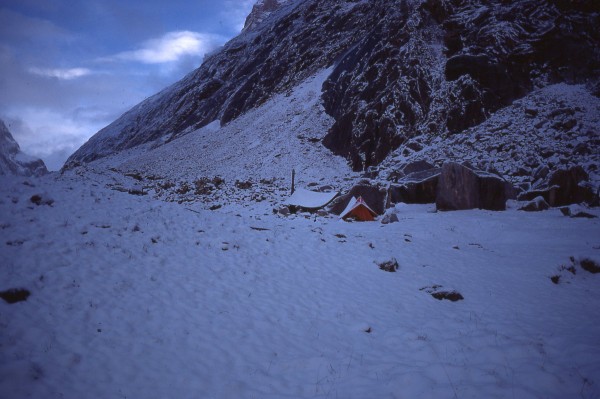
left=381, top=211, right=399, bottom=224
left=436, top=162, right=508, bottom=211
left=0, top=120, right=47, bottom=177
left=519, top=196, right=550, bottom=212
left=389, top=168, right=440, bottom=205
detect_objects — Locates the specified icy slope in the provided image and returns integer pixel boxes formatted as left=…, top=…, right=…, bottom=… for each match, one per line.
left=0, top=120, right=47, bottom=177
left=1, top=173, right=599, bottom=398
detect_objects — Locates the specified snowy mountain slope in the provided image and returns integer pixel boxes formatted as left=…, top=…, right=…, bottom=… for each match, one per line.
left=1, top=172, right=599, bottom=398
left=80, top=68, right=357, bottom=212
left=65, top=0, right=600, bottom=174
left=118, top=68, right=350, bottom=185
left=0, top=120, right=47, bottom=177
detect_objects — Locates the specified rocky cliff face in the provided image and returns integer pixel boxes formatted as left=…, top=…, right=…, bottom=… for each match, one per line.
left=0, top=120, right=48, bottom=177
left=66, top=0, right=600, bottom=174
left=243, top=0, right=290, bottom=32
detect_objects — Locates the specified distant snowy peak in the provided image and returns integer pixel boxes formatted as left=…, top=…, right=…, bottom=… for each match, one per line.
left=0, top=120, right=47, bottom=177
left=243, top=0, right=290, bottom=32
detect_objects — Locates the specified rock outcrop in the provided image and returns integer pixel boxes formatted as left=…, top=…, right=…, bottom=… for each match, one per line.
left=243, top=0, right=290, bottom=32
left=518, top=166, right=596, bottom=206
left=436, top=162, right=508, bottom=211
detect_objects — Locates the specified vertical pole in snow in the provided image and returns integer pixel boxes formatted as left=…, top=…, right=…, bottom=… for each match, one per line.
left=291, top=169, right=295, bottom=195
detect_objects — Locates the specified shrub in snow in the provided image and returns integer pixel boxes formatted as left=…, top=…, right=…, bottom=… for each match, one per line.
left=235, top=180, right=253, bottom=189
left=158, top=181, right=175, bottom=190
left=431, top=291, right=464, bottom=302
left=580, top=258, right=600, bottom=274
left=29, top=194, right=54, bottom=206
left=194, top=178, right=215, bottom=195
left=212, top=176, right=225, bottom=187
left=420, top=285, right=464, bottom=301
left=176, top=182, right=192, bottom=195
left=377, top=258, right=399, bottom=272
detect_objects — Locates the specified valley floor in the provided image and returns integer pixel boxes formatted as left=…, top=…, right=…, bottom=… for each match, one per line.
left=1, top=172, right=599, bottom=399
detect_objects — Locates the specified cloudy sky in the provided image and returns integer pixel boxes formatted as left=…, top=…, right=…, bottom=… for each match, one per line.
left=0, top=0, right=255, bottom=170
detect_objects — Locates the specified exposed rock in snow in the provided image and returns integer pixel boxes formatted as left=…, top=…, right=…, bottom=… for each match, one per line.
left=519, top=196, right=550, bottom=212
left=0, top=120, right=47, bottom=177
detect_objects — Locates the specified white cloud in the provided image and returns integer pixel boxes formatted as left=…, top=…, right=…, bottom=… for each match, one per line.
left=29, top=67, right=92, bottom=80
left=3, top=108, right=110, bottom=170
left=108, top=31, right=226, bottom=64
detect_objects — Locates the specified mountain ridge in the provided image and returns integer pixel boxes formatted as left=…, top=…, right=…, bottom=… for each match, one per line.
left=64, top=0, right=599, bottom=190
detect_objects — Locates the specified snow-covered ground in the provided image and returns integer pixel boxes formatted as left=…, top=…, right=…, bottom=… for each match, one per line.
left=2, top=171, right=599, bottom=399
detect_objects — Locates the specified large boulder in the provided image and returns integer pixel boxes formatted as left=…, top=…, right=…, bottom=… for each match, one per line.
left=436, top=162, right=508, bottom=211
left=518, top=166, right=596, bottom=206
left=548, top=166, right=594, bottom=206
left=389, top=168, right=440, bottom=204
left=329, top=181, right=387, bottom=215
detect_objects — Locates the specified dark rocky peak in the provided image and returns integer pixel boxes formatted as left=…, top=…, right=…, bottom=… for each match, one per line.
left=66, top=0, right=390, bottom=166
left=323, top=0, right=600, bottom=170
left=66, top=0, right=600, bottom=174
left=243, top=0, right=290, bottom=32
left=0, top=119, right=48, bottom=177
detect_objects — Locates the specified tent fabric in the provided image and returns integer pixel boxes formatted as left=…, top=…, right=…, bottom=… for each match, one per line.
left=339, top=196, right=378, bottom=221
left=286, top=188, right=339, bottom=209
left=339, top=196, right=358, bottom=220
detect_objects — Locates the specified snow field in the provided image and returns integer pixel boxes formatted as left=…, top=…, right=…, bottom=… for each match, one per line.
left=1, top=173, right=599, bottom=398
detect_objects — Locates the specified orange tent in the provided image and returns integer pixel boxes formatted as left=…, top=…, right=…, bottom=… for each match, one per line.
left=339, top=196, right=378, bottom=221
